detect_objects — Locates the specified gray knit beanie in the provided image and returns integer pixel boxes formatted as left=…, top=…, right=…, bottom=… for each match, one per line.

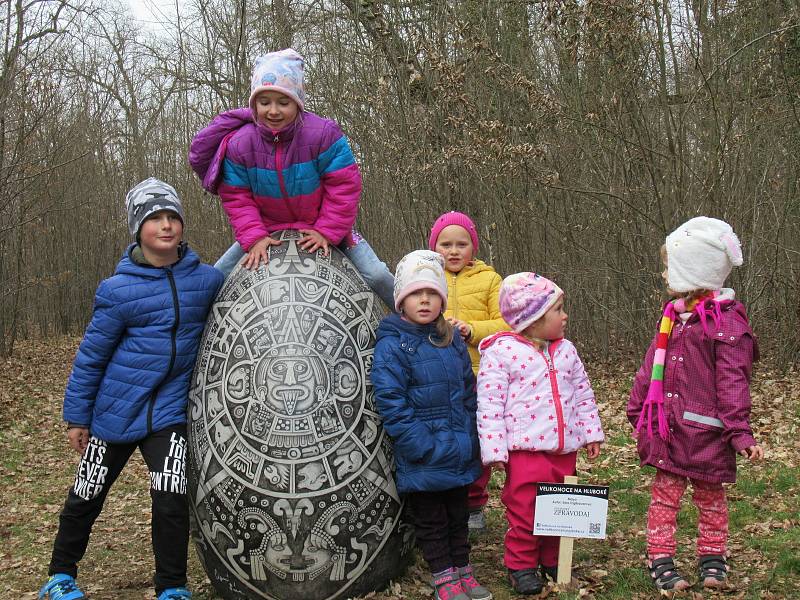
left=125, top=177, right=185, bottom=238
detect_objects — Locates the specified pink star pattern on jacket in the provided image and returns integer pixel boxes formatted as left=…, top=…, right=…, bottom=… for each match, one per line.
left=476, top=333, right=604, bottom=464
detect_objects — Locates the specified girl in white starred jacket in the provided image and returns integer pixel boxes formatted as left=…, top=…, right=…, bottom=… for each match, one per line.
left=476, top=272, right=604, bottom=596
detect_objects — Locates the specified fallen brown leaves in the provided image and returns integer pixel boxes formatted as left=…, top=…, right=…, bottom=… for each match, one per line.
left=1, top=339, right=797, bottom=599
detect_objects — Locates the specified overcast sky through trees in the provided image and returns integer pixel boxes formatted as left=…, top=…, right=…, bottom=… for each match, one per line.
left=127, top=0, right=182, bottom=29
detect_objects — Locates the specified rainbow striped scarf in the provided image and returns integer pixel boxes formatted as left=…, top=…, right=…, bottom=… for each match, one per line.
left=636, top=292, right=722, bottom=439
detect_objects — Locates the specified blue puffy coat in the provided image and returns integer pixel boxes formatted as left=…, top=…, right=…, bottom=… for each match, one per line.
left=63, top=244, right=223, bottom=443
left=372, top=313, right=481, bottom=494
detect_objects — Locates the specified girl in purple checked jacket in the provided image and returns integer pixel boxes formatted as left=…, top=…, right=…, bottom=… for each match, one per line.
left=628, top=217, right=763, bottom=593
left=188, top=49, right=394, bottom=309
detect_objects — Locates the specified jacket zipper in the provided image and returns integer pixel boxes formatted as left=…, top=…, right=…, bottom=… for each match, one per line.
left=273, top=134, right=299, bottom=223
left=539, top=343, right=565, bottom=452
left=451, top=272, right=458, bottom=320
left=148, top=269, right=180, bottom=434
left=274, top=134, right=289, bottom=199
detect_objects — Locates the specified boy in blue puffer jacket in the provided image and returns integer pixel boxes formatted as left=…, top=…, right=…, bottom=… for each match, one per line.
left=39, top=178, right=223, bottom=600
left=372, top=250, right=491, bottom=600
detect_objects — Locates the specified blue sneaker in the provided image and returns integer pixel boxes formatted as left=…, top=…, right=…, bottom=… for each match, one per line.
left=158, top=587, right=192, bottom=600
left=39, top=574, right=84, bottom=600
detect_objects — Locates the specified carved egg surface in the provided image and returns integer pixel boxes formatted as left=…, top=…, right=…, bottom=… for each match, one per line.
left=187, top=230, right=413, bottom=600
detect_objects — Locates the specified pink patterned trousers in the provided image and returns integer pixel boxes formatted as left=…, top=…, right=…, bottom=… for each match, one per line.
left=647, top=469, right=728, bottom=558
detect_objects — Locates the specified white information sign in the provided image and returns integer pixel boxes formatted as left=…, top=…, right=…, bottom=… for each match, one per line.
left=533, top=483, right=609, bottom=539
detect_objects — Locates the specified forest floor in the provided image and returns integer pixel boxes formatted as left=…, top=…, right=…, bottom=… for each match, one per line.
left=1, top=336, right=798, bottom=599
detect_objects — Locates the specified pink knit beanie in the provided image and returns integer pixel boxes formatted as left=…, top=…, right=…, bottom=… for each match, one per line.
left=428, top=211, right=479, bottom=253
left=499, top=272, right=563, bottom=333
left=249, top=49, right=305, bottom=111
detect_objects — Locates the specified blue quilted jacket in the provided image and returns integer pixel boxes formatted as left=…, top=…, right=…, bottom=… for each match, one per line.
left=372, top=313, right=481, bottom=494
left=63, top=244, right=223, bottom=443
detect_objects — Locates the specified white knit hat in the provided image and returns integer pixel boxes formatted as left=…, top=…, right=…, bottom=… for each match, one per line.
left=665, top=216, right=743, bottom=293
left=249, top=49, right=305, bottom=111
left=393, top=250, right=448, bottom=313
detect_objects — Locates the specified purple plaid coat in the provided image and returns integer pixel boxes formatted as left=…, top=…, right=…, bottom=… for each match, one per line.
left=628, top=300, right=758, bottom=483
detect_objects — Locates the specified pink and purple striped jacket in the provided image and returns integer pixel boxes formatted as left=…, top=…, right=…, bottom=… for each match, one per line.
left=189, top=108, right=362, bottom=251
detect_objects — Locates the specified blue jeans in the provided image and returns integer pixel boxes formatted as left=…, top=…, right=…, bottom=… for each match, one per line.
left=214, top=237, right=396, bottom=310
left=214, top=241, right=247, bottom=275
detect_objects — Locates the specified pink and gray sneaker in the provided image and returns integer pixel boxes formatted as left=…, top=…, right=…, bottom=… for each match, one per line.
left=431, top=567, right=471, bottom=600
left=458, top=564, right=492, bottom=600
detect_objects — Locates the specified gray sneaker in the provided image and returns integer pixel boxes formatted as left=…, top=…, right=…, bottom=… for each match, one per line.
left=459, top=565, right=492, bottom=600
left=467, top=510, right=486, bottom=533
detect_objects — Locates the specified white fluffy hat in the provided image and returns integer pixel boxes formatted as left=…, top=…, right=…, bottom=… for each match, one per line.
left=665, top=216, right=743, bottom=293
left=393, top=250, right=448, bottom=313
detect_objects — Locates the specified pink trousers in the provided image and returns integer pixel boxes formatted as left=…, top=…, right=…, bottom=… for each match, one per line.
left=468, top=466, right=492, bottom=511
left=501, top=451, right=577, bottom=570
left=647, top=469, right=728, bottom=558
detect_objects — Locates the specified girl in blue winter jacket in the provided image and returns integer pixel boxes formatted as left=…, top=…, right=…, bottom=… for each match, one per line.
left=39, top=179, right=223, bottom=600
left=372, top=250, right=491, bottom=600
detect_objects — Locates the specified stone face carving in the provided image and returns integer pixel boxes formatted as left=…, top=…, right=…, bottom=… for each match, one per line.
left=188, top=231, right=413, bottom=600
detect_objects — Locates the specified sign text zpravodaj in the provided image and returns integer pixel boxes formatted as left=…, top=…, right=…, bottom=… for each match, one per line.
left=533, top=483, right=609, bottom=539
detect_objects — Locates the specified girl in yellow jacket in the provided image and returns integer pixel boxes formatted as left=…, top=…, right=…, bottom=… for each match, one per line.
left=429, top=211, right=510, bottom=534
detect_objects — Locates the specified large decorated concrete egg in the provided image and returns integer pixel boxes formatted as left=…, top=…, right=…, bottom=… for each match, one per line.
left=187, top=230, right=413, bottom=600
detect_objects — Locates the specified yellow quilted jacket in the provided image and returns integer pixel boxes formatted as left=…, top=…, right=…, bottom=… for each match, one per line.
left=444, top=260, right=510, bottom=373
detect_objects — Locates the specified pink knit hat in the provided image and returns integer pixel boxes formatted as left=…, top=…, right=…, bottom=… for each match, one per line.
left=499, top=272, right=563, bottom=333
left=249, top=49, right=305, bottom=111
left=428, top=211, right=479, bottom=253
